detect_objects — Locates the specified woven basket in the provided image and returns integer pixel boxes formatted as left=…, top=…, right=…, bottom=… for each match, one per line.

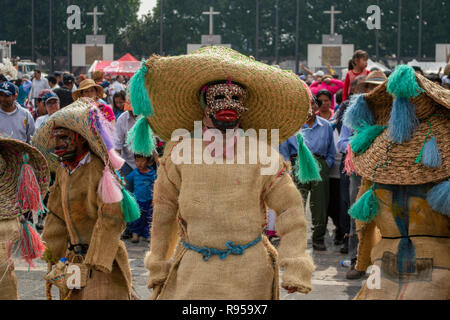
left=143, top=46, right=310, bottom=143
left=352, top=74, right=450, bottom=185
left=0, top=137, right=50, bottom=220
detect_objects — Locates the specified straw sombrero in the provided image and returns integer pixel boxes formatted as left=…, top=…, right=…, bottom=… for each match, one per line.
left=0, top=136, right=50, bottom=220
left=344, top=67, right=450, bottom=186
left=72, top=79, right=106, bottom=101
left=364, top=70, right=388, bottom=85
left=32, top=98, right=143, bottom=224
left=129, top=46, right=310, bottom=144
left=32, top=98, right=113, bottom=169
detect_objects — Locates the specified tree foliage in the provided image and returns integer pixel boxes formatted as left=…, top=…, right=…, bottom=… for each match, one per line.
left=0, top=0, right=140, bottom=59
left=128, top=0, right=449, bottom=62
left=1, top=0, right=448, bottom=64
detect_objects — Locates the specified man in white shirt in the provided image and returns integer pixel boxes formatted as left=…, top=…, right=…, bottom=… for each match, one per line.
left=115, top=105, right=137, bottom=179
left=29, top=70, right=50, bottom=108
left=108, top=76, right=125, bottom=98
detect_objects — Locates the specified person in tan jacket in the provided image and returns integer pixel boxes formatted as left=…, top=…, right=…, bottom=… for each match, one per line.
left=0, top=136, right=49, bottom=300
left=33, top=99, right=135, bottom=300
left=343, top=65, right=450, bottom=299
left=125, top=47, right=318, bottom=299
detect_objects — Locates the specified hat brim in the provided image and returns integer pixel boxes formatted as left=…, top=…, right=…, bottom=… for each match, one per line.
left=0, top=137, right=50, bottom=218
left=0, top=89, right=13, bottom=96
left=352, top=75, right=450, bottom=185
left=72, top=84, right=105, bottom=101
left=32, top=99, right=110, bottom=172
left=364, top=80, right=386, bottom=85
left=144, top=46, right=310, bottom=143
left=45, top=97, right=60, bottom=103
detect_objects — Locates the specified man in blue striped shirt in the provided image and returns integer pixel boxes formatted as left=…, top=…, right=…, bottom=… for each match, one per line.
left=280, top=98, right=336, bottom=251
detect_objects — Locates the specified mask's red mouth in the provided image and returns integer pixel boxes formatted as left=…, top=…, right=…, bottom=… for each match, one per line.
left=54, top=148, right=67, bottom=156
left=215, top=110, right=238, bottom=122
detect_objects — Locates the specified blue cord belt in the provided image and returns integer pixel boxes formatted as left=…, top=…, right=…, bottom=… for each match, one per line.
left=182, top=235, right=262, bottom=261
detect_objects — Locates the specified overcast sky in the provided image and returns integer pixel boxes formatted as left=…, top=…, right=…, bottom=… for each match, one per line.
left=138, top=0, right=158, bottom=17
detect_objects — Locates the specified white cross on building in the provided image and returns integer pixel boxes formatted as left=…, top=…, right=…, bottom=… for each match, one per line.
left=87, top=6, right=104, bottom=35
left=202, top=6, right=220, bottom=35
left=323, top=5, right=342, bottom=35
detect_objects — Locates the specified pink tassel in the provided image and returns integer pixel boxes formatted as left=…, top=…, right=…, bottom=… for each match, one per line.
left=108, top=149, right=125, bottom=170
left=266, top=230, right=278, bottom=237
left=343, top=144, right=356, bottom=176
left=97, top=166, right=123, bottom=204
left=16, top=155, right=46, bottom=215
left=20, top=221, right=45, bottom=267
left=98, top=104, right=116, bottom=123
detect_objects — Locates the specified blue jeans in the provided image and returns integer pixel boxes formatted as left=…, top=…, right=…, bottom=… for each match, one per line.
left=339, top=160, right=351, bottom=238
left=349, top=174, right=362, bottom=264
left=128, top=201, right=153, bottom=238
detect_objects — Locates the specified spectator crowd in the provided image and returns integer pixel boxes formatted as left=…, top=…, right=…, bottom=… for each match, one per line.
left=1, top=51, right=449, bottom=280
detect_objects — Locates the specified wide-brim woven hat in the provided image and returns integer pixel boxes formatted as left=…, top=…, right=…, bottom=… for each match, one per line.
left=32, top=98, right=110, bottom=169
left=72, top=79, right=106, bottom=101
left=139, top=46, right=310, bottom=143
left=349, top=72, right=450, bottom=185
left=364, top=70, right=388, bottom=85
left=0, top=136, right=50, bottom=219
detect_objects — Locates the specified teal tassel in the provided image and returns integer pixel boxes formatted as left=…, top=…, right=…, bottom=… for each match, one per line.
left=350, top=123, right=386, bottom=154
left=421, top=136, right=442, bottom=168
left=343, top=94, right=375, bottom=130
left=426, top=180, right=450, bottom=215
left=387, top=65, right=424, bottom=98
left=128, top=60, right=154, bottom=117
left=415, top=121, right=433, bottom=165
left=348, top=186, right=379, bottom=222
left=126, top=116, right=156, bottom=156
left=294, top=133, right=322, bottom=183
left=388, top=98, right=419, bottom=143
left=121, top=188, right=141, bottom=223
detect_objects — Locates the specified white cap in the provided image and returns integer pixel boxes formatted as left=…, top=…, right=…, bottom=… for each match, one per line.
left=313, top=70, right=325, bottom=77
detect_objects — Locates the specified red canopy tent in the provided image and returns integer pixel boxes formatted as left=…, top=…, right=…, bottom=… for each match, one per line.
left=118, top=53, right=138, bottom=62
left=89, top=54, right=140, bottom=77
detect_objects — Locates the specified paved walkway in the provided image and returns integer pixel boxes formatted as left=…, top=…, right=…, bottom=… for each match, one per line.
left=14, top=201, right=363, bottom=300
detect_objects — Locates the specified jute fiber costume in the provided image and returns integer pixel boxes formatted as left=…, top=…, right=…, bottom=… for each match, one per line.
left=32, top=98, right=139, bottom=300
left=0, top=136, right=49, bottom=300
left=126, top=46, right=319, bottom=299
left=343, top=65, right=450, bottom=299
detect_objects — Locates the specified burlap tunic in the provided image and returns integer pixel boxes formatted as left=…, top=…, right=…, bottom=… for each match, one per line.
left=42, top=154, right=133, bottom=300
left=145, top=137, right=315, bottom=300
left=0, top=218, right=21, bottom=300
left=354, top=179, right=450, bottom=300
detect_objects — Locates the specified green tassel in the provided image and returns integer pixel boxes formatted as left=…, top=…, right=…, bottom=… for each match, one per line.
left=349, top=123, right=387, bottom=155
left=294, top=133, right=322, bottom=184
left=121, top=188, right=140, bottom=223
left=386, top=65, right=424, bottom=99
left=415, top=121, right=433, bottom=164
left=348, top=186, right=379, bottom=222
left=126, top=116, right=156, bottom=156
left=128, top=60, right=154, bottom=117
